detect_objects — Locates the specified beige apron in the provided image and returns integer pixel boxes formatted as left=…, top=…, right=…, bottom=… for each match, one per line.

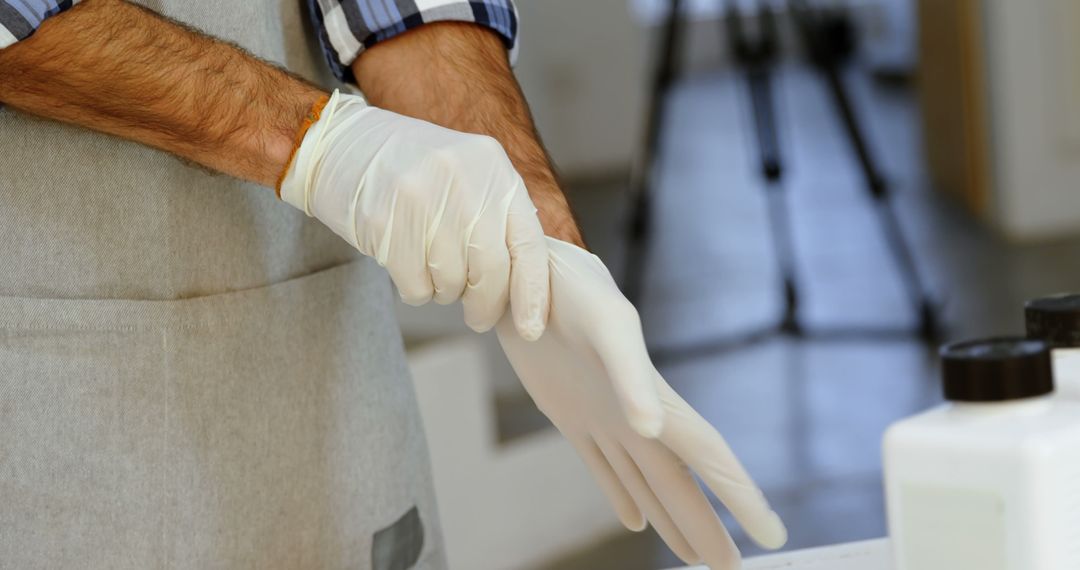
left=0, top=1, right=445, bottom=568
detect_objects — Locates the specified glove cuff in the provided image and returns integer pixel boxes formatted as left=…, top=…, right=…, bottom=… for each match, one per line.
left=275, top=92, right=332, bottom=199
left=278, top=89, right=373, bottom=217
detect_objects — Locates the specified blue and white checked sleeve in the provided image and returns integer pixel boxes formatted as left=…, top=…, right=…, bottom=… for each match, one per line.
left=305, top=0, right=519, bottom=85
left=0, top=0, right=78, bottom=50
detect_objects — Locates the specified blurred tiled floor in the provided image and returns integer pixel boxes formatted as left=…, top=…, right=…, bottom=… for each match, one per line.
left=532, top=62, right=1080, bottom=569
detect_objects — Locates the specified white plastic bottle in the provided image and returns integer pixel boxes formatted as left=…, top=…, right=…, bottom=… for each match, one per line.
left=1026, top=293, right=1080, bottom=400
left=884, top=337, right=1080, bottom=570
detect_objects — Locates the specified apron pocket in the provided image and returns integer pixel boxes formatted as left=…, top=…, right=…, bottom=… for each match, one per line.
left=0, top=260, right=443, bottom=570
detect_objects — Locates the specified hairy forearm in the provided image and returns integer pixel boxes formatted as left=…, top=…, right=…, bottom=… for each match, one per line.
left=353, top=23, right=585, bottom=247
left=0, top=0, right=323, bottom=187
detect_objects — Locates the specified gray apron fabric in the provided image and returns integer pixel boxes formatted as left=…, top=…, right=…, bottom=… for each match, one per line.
left=0, top=1, right=445, bottom=568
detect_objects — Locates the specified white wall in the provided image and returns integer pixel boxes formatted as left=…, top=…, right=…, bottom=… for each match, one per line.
left=512, top=0, right=917, bottom=179
left=513, top=0, right=651, bottom=177
left=983, top=0, right=1080, bottom=241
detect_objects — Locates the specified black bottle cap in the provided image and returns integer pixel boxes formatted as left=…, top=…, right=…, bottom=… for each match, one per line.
left=1026, top=293, right=1080, bottom=348
left=940, top=337, right=1053, bottom=402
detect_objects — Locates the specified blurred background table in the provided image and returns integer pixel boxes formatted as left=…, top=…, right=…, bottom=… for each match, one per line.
left=671, top=539, right=891, bottom=570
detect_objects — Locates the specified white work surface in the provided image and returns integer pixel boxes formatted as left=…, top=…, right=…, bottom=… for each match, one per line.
left=669, top=539, right=891, bottom=570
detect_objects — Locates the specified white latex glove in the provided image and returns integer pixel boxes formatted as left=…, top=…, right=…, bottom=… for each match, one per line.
left=496, top=238, right=788, bottom=569
left=280, top=89, right=549, bottom=339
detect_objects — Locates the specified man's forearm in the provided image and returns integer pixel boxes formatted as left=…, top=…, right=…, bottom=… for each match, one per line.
left=0, top=0, right=323, bottom=188
left=352, top=23, right=585, bottom=247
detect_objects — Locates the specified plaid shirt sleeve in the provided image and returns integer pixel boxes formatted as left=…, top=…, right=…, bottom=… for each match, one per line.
left=0, top=0, right=78, bottom=49
left=305, top=0, right=519, bottom=85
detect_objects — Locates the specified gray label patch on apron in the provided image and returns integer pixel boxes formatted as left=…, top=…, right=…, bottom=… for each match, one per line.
left=372, top=506, right=425, bottom=570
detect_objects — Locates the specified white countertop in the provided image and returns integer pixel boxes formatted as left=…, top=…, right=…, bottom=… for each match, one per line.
left=669, top=538, right=892, bottom=570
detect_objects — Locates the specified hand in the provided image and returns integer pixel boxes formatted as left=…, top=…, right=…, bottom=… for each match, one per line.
left=496, top=238, right=788, bottom=569
left=280, top=90, right=549, bottom=339
left=353, top=22, right=585, bottom=247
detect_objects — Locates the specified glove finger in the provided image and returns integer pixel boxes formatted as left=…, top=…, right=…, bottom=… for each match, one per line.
left=594, top=435, right=701, bottom=565
left=568, top=435, right=646, bottom=531
left=428, top=218, right=468, bottom=305
left=384, top=230, right=435, bottom=306
left=461, top=207, right=511, bottom=333
left=590, top=303, right=665, bottom=439
left=626, top=436, right=742, bottom=569
left=656, top=379, right=788, bottom=550
left=505, top=187, right=550, bottom=341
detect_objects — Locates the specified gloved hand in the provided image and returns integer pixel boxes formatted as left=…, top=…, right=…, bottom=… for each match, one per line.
left=496, top=238, right=788, bottom=569
left=280, top=89, right=549, bottom=339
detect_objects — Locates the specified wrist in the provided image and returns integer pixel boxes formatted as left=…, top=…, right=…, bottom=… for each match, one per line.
left=545, top=220, right=586, bottom=249
left=530, top=181, right=585, bottom=247
left=215, top=66, right=326, bottom=189
left=174, top=79, right=327, bottom=189
left=271, top=91, right=332, bottom=194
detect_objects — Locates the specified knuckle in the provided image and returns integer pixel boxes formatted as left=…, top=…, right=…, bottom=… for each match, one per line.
left=463, top=303, right=498, bottom=331
left=470, top=249, right=511, bottom=276
left=399, top=286, right=432, bottom=306
left=460, top=135, right=509, bottom=162
left=430, top=268, right=467, bottom=301
left=426, top=146, right=462, bottom=171
left=468, top=134, right=505, bottom=154
left=392, top=174, right=431, bottom=202
left=441, top=275, right=469, bottom=295
left=432, top=292, right=460, bottom=305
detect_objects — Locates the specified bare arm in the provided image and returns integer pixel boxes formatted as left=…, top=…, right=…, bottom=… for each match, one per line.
left=352, top=22, right=585, bottom=247
left=0, top=0, right=323, bottom=188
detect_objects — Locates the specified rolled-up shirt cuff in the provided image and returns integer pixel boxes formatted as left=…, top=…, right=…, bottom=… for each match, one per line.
left=0, top=0, right=79, bottom=50
left=306, top=0, right=519, bottom=85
